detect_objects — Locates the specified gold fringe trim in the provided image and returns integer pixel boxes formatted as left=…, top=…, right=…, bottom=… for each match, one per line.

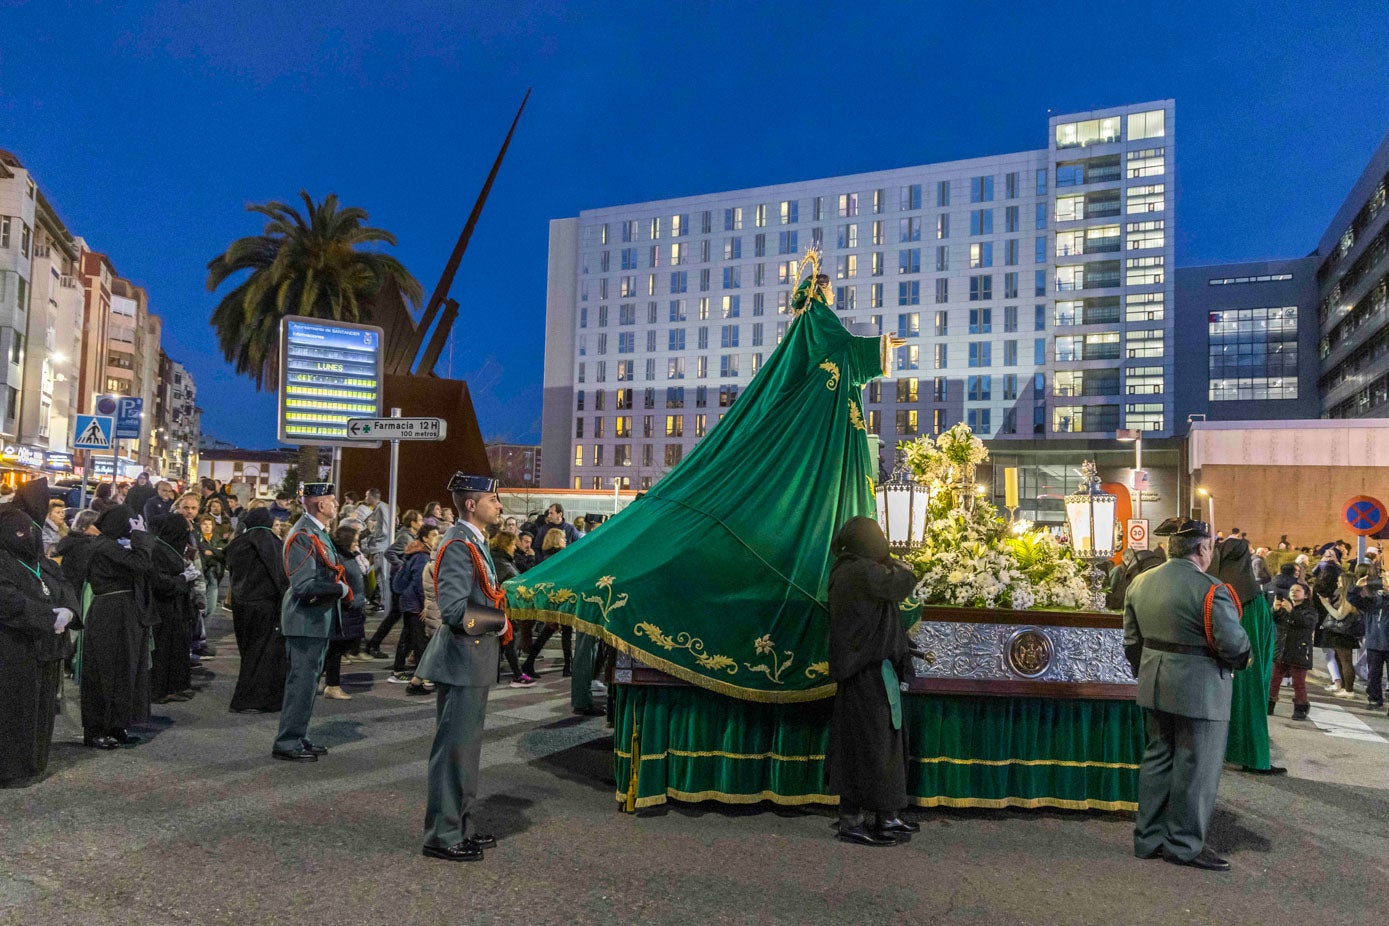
left=612, top=790, right=1133, bottom=812
left=914, top=756, right=1139, bottom=770
left=911, top=795, right=1136, bottom=812
left=510, top=607, right=837, bottom=704
left=615, top=748, right=826, bottom=762
left=614, top=789, right=840, bottom=809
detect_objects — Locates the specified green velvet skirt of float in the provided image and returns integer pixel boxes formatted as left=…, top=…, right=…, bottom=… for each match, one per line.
left=612, top=685, right=1144, bottom=812
left=1224, top=594, right=1274, bottom=769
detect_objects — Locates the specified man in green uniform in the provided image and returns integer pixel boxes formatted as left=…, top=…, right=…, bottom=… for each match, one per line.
left=1124, top=517, right=1251, bottom=872
left=272, top=483, right=349, bottom=762
left=419, top=473, right=507, bottom=862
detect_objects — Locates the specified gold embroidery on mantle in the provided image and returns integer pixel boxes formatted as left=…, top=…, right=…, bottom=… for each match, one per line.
left=745, top=634, right=795, bottom=685
left=847, top=399, right=865, bottom=432
left=632, top=622, right=737, bottom=674
left=805, top=661, right=830, bottom=680
left=581, top=575, right=628, bottom=624
left=819, top=361, right=840, bottom=391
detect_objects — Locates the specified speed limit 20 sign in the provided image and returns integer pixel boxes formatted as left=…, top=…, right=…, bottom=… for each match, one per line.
left=1127, top=519, right=1149, bottom=551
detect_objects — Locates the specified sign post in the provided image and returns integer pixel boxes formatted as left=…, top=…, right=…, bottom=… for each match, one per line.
left=1344, top=495, right=1387, bottom=566
left=343, top=413, right=446, bottom=543
left=73, top=414, right=115, bottom=509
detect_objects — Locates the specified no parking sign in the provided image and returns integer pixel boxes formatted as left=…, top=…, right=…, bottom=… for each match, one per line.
left=1344, top=496, right=1387, bottom=536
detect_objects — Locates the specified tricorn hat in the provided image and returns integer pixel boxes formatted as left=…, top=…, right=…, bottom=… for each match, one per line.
left=1153, top=517, right=1210, bottom=538
left=448, top=473, right=497, bottom=493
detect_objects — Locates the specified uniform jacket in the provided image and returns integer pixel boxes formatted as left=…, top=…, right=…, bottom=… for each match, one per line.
left=279, top=514, right=344, bottom=639
left=415, top=523, right=500, bottom=687
left=1123, top=557, right=1252, bottom=721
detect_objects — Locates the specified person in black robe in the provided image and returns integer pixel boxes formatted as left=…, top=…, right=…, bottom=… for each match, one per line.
left=0, top=504, right=79, bottom=787
left=142, top=514, right=197, bottom=704
left=226, top=507, right=289, bottom=713
left=826, top=516, right=920, bottom=847
left=80, top=505, right=154, bottom=749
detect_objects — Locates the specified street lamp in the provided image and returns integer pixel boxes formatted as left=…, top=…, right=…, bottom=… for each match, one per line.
left=1116, top=428, right=1144, bottom=518
left=875, top=453, right=930, bottom=553
left=1065, top=460, right=1118, bottom=609
left=1197, top=486, right=1214, bottom=533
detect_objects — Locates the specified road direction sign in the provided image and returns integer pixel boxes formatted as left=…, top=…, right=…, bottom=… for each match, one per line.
left=345, top=417, right=447, bottom=441
left=73, top=415, right=114, bottom=451
left=1343, top=495, right=1387, bottom=536
left=1126, top=518, right=1149, bottom=552
left=114, top=397, right=144, bottom=439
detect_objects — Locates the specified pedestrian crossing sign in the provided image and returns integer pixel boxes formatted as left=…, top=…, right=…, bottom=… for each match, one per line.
left=73, top=414, right=114, bottom=450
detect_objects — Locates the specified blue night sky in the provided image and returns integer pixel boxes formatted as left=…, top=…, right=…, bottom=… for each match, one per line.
left=2, top=1, right=1387, bottom=448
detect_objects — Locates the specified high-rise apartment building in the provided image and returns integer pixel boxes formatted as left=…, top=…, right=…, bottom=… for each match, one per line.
left=542, top=101, right=1175, bottom=489
left=1315, top=133, right=1389, bottom=419
left=0, top=151, right=40, bottom=438
left=154, top=352, right=200, bottom=481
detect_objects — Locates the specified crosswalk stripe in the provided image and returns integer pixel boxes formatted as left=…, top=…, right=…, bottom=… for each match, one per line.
left=1306, top=703, right=1388, bottom=744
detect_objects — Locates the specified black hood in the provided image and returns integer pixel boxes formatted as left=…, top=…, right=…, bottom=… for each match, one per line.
left=0, top=507, right=40, bottom=559
left=13, top=477, right=50, bottom=526
left=832, top=516, right=890, bottom=562
left=153, top=513, right=191, bottom=549
left=242, top=508, right=274, bottom=530
left=96, top=505, right=135, bottom=540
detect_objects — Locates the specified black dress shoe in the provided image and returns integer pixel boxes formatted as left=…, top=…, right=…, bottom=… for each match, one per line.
left=300, top=741, right=328, bottom=756
left=422, top=842, right=483, bottom=862
left=1241, top=765, right=1287, bottom=776
left=272, top=748, right=318, bottom=762
left=572, top=706, right=604, bottom=716
left=1163, top=847, right=1231, bottom=871
left=84, top=734, right=119, bottom=750
left=835, top=823, right=898, bottom=847
left=466, top=833, right=497, bottom=849
left=876, top=817, right=920, bottom=835
left=109, top=729, right=141, bottom=745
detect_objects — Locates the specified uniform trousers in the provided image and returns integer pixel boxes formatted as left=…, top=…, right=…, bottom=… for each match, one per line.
left=1135, top=708, right=1230, bottom=862
left=423, top=682, right=490, bottom=848
left=570, top=632, right=598, bottom=711
left=274, top=636, right=329, bottom=753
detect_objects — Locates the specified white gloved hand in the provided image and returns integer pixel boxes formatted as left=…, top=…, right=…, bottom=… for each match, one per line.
left=128, top=515, right=146, bottom=534
left=181, top=563, right=201, bottom=581
left=117, top=538, right=132, bottom=549
left=52, top=607, right=74, bottom=634
left=338, top=582, right=351, bottom=599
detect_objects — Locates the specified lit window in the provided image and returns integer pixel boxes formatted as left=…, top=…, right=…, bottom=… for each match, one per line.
left=1127, top=110, right=1165, bottom=141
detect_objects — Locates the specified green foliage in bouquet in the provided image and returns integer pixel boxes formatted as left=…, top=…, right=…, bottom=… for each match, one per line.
left=898, top=424, right=1093, bottom=611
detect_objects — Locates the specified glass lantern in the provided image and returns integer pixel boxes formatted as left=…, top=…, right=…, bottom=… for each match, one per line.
left=1064, top=460, right=1117, bottom=608
left=875, top=455, right=930, bottom=552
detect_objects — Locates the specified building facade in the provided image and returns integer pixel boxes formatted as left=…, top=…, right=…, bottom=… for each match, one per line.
left=1316, top=133, right=1389, bottom=420
left=0, top=151, right=39, bottom=440
left=154, top=352, right=200, bottom=482
left=542, top=101, right=1176, bottom=490
left=1173, top=257, right=1321, bottom=427
left=485, top=441, right=542, bottom=488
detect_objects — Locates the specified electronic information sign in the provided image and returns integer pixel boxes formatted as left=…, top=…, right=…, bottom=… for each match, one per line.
left=276, top=316, right=384, bottom=446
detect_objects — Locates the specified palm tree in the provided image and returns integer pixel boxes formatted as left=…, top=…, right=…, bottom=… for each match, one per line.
left=207, top=191, right=423, bottom=481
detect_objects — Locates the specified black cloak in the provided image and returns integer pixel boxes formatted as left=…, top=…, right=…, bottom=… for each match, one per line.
left=825, top=516, right=918, bottom=813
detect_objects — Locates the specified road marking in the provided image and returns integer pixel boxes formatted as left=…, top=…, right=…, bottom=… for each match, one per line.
left=491, top=695, right=576, bottom=722
left=1307, top=703, right=1388, bottom=744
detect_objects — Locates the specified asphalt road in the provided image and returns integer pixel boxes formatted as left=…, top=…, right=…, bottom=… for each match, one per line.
left=2, top=613, right=1386, bottom=926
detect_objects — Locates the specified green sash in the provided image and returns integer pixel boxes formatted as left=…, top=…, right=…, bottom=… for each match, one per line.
left=881, top=659, right=902, bottom=730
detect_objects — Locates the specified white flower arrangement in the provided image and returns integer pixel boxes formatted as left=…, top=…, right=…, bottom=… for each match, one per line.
left=899, top=424, right=1097, bottom=611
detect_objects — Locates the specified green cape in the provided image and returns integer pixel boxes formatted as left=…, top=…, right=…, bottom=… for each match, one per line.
left=507, top=277, right=889, bottom=702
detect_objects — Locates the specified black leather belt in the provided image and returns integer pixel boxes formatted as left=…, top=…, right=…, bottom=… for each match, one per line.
left=1144, top=639, right=1214, bottom=658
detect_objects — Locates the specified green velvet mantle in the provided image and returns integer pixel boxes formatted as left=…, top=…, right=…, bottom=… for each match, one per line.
left=507, top=278, right=889, bottom=703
